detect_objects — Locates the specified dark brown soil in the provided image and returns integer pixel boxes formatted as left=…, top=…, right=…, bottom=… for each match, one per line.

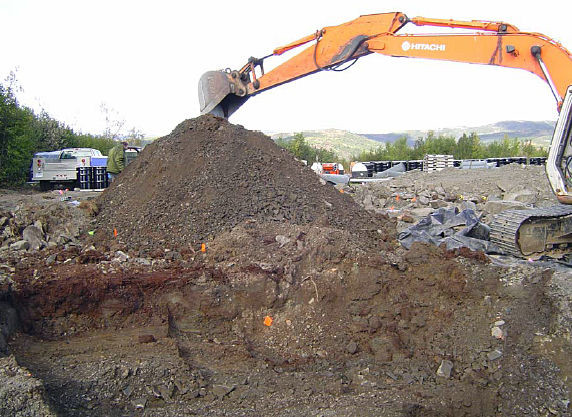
left=95, top=114, right=394, bottom=253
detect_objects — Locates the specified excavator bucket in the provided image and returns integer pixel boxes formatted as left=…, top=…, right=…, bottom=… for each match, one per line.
left=198, top=71, right=249, bottom=118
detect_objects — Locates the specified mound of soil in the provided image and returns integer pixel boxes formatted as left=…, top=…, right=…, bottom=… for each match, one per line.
left=95, top=115, right=394, bottom=251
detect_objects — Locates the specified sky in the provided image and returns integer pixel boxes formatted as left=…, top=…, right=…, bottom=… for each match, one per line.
left=1, top=0, right=571, bottom=138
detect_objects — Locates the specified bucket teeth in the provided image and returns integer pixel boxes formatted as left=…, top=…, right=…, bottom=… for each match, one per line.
left=198, top=71, right=249, bottom=118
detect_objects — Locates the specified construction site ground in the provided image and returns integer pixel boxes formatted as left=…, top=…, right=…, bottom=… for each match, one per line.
left=0, top=115, right=570, bottom=416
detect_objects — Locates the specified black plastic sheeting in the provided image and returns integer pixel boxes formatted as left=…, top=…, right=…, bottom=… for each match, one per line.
left=373, top=162, right=406, bottom=179
left=398, top=207, right=501, bottom=253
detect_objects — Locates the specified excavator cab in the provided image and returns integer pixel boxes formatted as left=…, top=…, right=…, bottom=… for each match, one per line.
left=547, top=85, right=572, bottom=204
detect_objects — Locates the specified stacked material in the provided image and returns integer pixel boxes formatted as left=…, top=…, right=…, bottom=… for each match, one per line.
left=423, top=154, right=455, bottom=172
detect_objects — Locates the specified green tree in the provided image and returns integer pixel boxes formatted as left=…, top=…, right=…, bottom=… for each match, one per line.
left=456, top=132, right=481, bottom=159
left=0, top=76, right=38, bottom=184
left=276, top=133, right=344, bottom=165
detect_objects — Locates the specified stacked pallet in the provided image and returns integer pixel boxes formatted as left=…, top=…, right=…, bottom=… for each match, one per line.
left=423, top=154, right=455, bottom=172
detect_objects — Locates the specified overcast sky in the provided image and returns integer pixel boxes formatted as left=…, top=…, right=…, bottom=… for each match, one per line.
left=1, top=0, right=571, bottom=137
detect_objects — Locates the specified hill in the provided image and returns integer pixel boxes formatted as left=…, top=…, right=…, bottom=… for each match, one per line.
left=270, top=129, right=380, bottom=160
left=360, top=120, right=556, bottom=148
left=270, top=120, right=556, bottom=160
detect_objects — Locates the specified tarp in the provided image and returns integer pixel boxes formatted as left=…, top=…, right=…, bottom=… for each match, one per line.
left=373, top=162, right=406, bottom=178
left=398, top=207, right=501, bottom=253
left=320, top=173, right=350, bottom=185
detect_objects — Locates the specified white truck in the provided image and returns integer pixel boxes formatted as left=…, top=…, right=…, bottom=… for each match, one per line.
left=31, top=148, right=107, bottom=191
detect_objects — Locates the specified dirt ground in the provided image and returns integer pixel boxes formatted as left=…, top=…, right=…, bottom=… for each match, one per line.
left=0, top=115, right=570, bottom=416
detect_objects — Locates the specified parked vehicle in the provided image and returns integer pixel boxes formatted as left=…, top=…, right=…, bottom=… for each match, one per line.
left=32, top=148, right=107, bottom=191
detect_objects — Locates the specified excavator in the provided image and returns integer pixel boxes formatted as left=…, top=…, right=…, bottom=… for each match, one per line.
left=198, top=11, right=572, bottom=260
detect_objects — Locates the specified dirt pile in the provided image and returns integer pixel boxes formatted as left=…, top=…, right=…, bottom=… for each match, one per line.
left=95, top=114, right=394, bottom=251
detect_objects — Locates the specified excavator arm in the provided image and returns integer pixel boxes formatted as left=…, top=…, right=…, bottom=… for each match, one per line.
left=198, top=11, right=572, bottom=208
left=199, top=12, right=572, bottom=116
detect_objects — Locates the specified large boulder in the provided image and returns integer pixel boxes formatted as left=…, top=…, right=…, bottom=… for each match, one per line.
left=22, top=225, right=44, bottom=251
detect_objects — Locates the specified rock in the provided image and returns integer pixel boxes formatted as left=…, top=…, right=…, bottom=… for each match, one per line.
left=56, top=234, right=72, bottom=245
left=45, top=254, right=57, bottom=266
left=430, top=199, right=449, bottom=209
left=138, top=334, right=156, bottom=344
left=164, top=251, right=181, bottom=261
left=346, top=341, right=358, bottom=354
left=174, top=379, right=191, bottom=395
left=487, top=350, right=503, bottom=361
left=460, top=201, right=477, bottom=211
left=504, top=189, right=537, bottom=204
left=484, top=200, right=530, bottom=215
left=437, top=360, right=453, bottom=378
left=9, top=240, right=29, bottom=251
left=134, top=257, right=152, bottom=266
left=275, top=235, right=291, bottom=247
left=491, top=327, right=504, bottom=339
left=363, top=195, right=374, bottom=210
left=411, top=207, right=434, bottom=218
left=1, top=228, right=14, bottom=239
left=368, top=316, right=382, bottom=331
left=410, top=316, right=426, bottom=328
left=417, top=195, right=430, bottom=206
left=118, top=366, right=130, bottom=379
left=33, top=220, right=44, bottom=233
left=212, top=384, right=235, bottom=398
left=157, top=384, right=173, bottom=402
left=399, top=213, right=416, bottom=223
left=435, top=186, right=445, bottom=195
left=132, top=397, right=147, bottom=409
left=369, top=335, right=393, bottom=361
left=113, top=250, right=130, bottom=263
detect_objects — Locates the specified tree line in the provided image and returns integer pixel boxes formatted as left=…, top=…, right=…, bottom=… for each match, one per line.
left=277, top=131, right=548, bottom=167
left=0, top=74, right=140, bottom=186
left=356, top=132, right=548, bottom=162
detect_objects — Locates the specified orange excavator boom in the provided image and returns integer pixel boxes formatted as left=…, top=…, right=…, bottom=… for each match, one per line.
left=199, top=12, right=572, bottom=117
left=198, top=11, right=572, bottom=207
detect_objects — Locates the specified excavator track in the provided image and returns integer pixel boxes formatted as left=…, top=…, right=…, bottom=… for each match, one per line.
left=490, top=205, right=572, bottom=259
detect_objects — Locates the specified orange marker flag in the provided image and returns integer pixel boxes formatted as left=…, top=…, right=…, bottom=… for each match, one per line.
left=263, top=316, right=273, bottom=326
left=200, top=243, right=206, bottom=253
left=113, top=228, right=118, bottom=238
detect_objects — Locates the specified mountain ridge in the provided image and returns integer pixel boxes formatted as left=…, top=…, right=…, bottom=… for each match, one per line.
left=269, top=120, right=556, bottom=159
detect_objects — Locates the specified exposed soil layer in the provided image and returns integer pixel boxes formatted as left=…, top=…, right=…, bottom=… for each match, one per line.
left=0, top=116, right=570, bottom=416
